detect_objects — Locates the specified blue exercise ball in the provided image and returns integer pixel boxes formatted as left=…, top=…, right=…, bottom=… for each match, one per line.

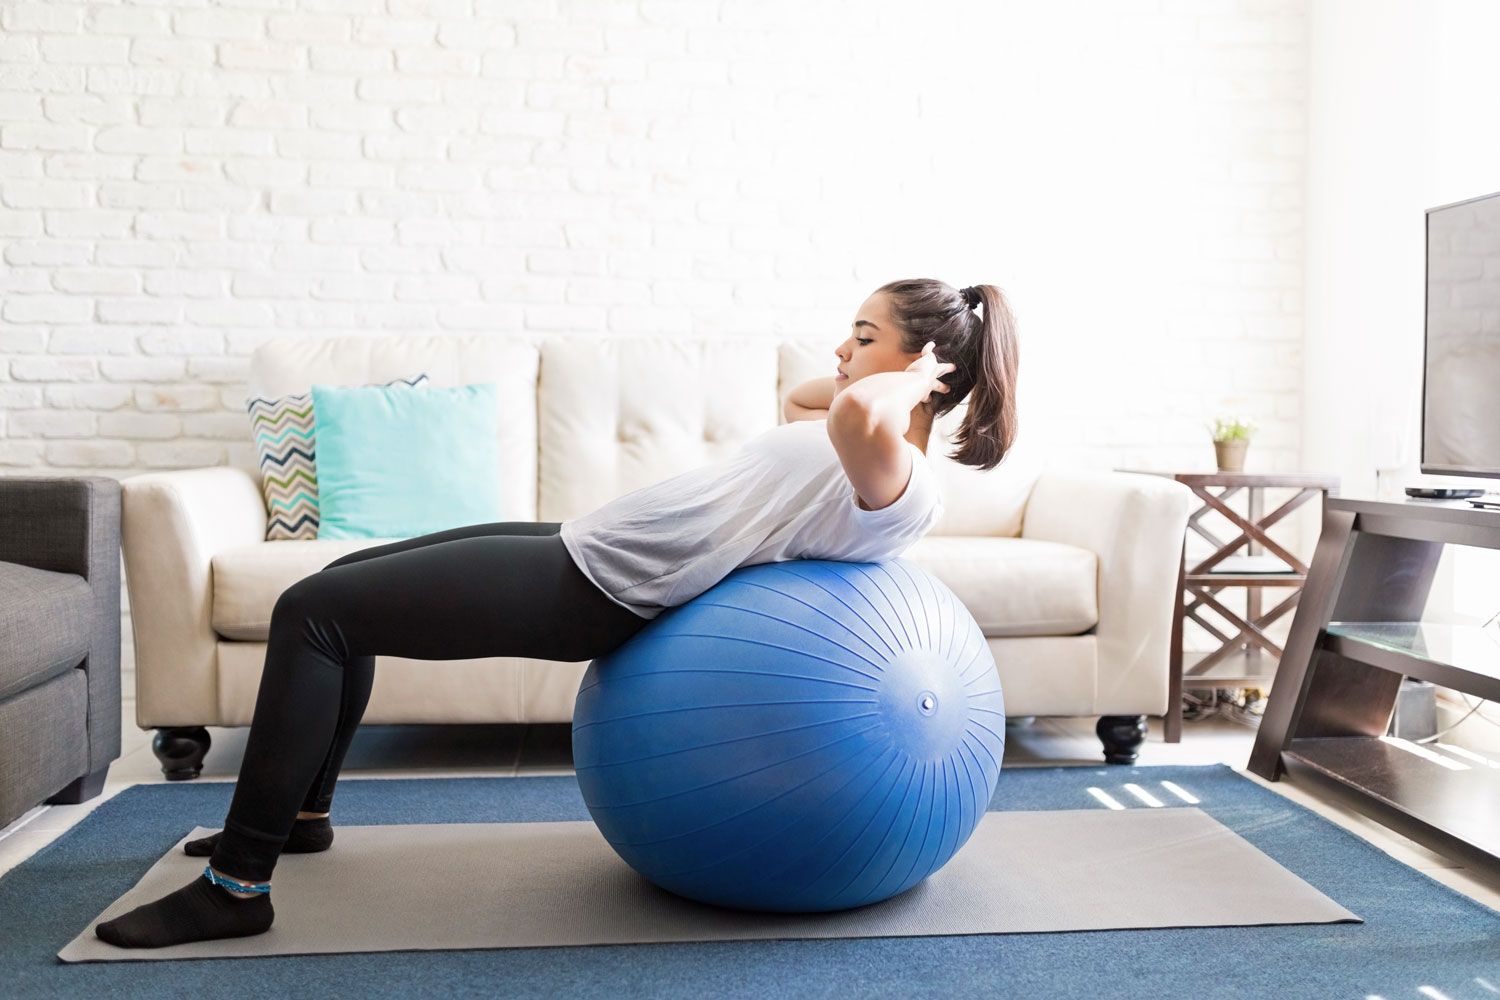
left=572, top=558, right=1005, bottom=913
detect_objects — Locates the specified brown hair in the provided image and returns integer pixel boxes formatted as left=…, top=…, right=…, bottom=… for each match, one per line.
left=874, top=279, right=1019, bottom=471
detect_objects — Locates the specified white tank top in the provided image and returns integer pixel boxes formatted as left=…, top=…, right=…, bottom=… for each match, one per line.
left=559, top=419, right=945, bottom=619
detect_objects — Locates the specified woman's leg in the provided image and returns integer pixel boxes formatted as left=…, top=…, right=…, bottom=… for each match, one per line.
left=182, top=520, right=566, bottom=862
left=96, top=528, right=646, bottom=948
left=224, top=523, right=597, bottom=880
left=298, top=521, right=564, bottom=815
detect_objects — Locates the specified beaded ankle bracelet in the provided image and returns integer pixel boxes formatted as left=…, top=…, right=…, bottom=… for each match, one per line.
left=201, top=865, right=270, bottom=895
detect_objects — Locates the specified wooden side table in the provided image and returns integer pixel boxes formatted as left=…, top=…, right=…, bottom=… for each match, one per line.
left=1116, top=470, right=1342, bottom=742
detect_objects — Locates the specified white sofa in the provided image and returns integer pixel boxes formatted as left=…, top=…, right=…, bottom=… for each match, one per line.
left=120, top=334, right=1192, bottom=778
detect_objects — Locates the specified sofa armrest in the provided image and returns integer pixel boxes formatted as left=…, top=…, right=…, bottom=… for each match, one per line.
left=0, top=476, right=123, bottom=771
left=120, top=466, right=267, bottom=727
left=1020, top=469, right=1192, bottom=716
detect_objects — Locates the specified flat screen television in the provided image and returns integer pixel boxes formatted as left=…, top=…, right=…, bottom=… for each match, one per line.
left=1422, top=189, right=1500, bottom=480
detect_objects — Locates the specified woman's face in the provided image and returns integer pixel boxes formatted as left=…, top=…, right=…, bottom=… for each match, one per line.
left=832, top=292, right=922, bottom=395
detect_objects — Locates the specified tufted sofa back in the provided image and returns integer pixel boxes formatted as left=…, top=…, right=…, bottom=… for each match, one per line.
left=249, top=334, right=1038, bottom=537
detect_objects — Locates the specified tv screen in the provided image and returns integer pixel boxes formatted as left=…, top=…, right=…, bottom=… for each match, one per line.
left=1422, top=189, right=1500, bottom=479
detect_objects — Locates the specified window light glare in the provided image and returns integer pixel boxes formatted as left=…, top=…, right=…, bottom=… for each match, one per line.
left=1159, top=780, right=1201, bottom=804
left=1086, top=787, right=1126, bottom=810
left=1380, top=737, right=1470, bottom=771
left=1432, top=743, right=1500, bottom=769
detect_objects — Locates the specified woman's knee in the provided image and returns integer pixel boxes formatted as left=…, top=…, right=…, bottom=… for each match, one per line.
left=270, top=575, right=358, bottom=661
left=273, top=572, right=340, bottom=620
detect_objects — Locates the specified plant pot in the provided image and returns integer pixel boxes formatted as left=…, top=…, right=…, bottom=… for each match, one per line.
left=1214, top=439, right=1248, bottom=472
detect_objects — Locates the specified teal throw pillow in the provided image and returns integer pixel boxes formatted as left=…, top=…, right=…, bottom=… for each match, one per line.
left=247, top=372, right=429, bottom=542
left=310, top=382, right=502, bottom=540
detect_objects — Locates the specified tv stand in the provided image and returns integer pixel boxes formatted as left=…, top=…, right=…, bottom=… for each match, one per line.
left=1247, top=496, right=1500, bottom=875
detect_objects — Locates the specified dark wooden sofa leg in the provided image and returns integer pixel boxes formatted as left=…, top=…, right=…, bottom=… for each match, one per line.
left=152, top=726, right=212, bottom=781
left=1096, top=715, right=1148, bottom=765
left=46, top=765, right=110, bottom=805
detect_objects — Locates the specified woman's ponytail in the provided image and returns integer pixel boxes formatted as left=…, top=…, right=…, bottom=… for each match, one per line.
left=950, top=284, right=1019, bottom=472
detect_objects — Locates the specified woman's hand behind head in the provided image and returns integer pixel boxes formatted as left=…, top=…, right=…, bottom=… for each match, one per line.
left=905, top=342, right=956, bottom=405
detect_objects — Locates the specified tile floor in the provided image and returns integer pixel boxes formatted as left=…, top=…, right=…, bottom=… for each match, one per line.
left=3, top=706, right=1499, bottom=915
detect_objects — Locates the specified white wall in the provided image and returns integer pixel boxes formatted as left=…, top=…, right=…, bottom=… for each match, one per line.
left=1306, top=0, right=1500, bottom=750
left=1, top=0, right=1308, bottom=484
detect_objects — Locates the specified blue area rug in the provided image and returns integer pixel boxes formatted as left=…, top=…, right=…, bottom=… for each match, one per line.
left=2, top=763, right=1497, bottom=999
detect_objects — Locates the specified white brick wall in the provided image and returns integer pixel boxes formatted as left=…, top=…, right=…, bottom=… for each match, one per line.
left=1, top=0, right=1307, bottom=496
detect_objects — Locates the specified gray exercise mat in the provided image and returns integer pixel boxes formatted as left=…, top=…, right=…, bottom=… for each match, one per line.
left=60, top=808, right=1360, bottom=962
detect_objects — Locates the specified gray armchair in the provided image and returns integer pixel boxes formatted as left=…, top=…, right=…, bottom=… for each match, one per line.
left=0, top=476, right=122, bottom=829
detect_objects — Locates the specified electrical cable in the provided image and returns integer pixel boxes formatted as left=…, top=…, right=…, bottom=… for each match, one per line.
left=1414, top=690, right=1497, bottom=743
left=1180, top=685, right=1266, bottom=729
left=1407, top=605, right=1499, bottom=743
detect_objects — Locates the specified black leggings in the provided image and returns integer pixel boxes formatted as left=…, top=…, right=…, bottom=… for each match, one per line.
left=209, top=521, right=652, bottom=882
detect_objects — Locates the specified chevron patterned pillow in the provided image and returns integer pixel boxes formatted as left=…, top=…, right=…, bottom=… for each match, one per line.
left=246, top=372, right=429, bottom=541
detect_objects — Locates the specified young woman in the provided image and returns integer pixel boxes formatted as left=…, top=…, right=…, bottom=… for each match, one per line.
left=95, top=278, right=1019, bottom=948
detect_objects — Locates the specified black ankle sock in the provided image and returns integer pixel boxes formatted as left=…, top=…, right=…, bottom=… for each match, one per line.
left=94, top=873, right=273, bottom=949
left=184, top=815, right=333, bottom=858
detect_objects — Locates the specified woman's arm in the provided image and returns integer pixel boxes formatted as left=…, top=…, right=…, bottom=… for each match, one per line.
left=825, top=372, right=928, bottom=509
left=825, top=345, right=954, bottom=510
left=827, top=370, right=929, bottom=439
left=782, top=375, right=838, bottom=423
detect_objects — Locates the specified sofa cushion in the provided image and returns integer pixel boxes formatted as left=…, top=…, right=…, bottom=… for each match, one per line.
left=0, top=561, right=92, bottom=700
left=311, top=382, right=503, bottom=539
left=903, top=535, right=1099, bottom=637
left=538, top=337, right=781, bottom=523
left=209, top=535, right=1098, bottom=642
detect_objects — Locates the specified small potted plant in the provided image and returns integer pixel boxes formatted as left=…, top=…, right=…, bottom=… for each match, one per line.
left=1207, top=415, right=1256, bottom=472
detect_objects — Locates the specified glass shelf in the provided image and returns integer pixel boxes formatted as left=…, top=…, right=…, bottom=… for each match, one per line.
left=1321, top=621, right=1500, bottom=698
